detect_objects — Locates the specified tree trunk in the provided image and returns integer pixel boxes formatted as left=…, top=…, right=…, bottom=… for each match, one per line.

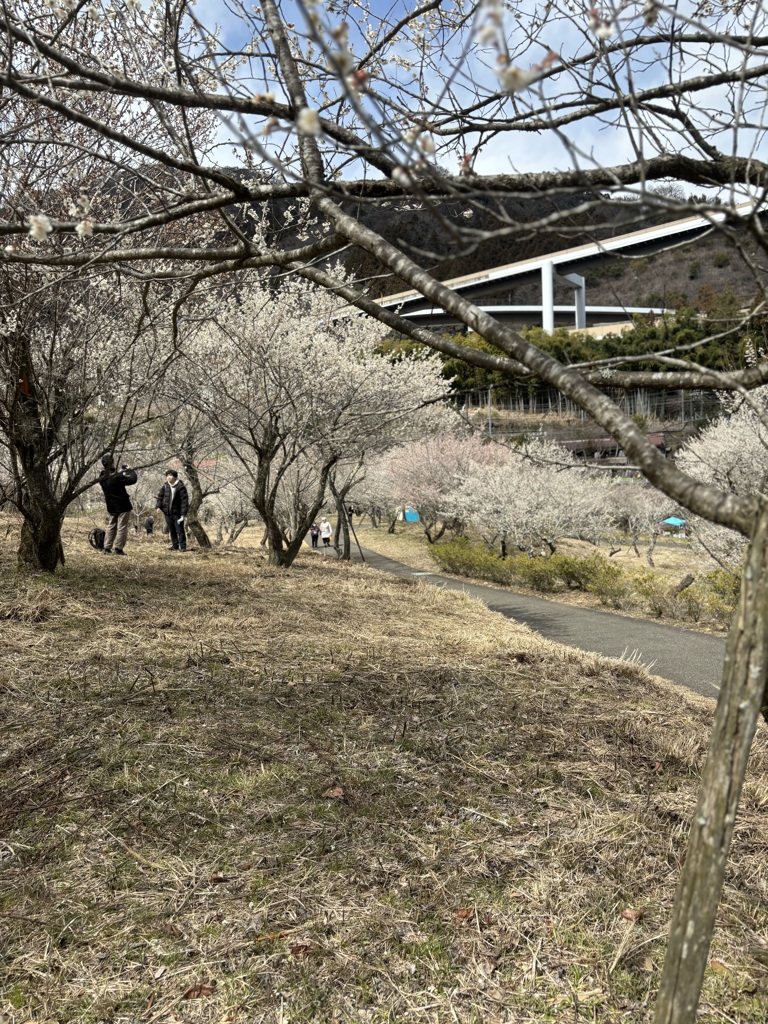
left=10, top=339, right=66, bottom=573
left=653, top=502, right=768, bottom=1024
left=424, top=520, right=446, bottom=544
left=646, top=531, right=657, bottom=567
left=674, top=573, right=696, bottom=594
left=181, top=457, right=212, bottom=549
left=329, top=478, right=351, bottom=560
left=225, top=519, right=249, bottom=545
left=18, top=505, right=65, bottom=572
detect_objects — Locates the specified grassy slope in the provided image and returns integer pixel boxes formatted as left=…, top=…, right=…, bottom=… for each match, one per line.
left=1, top=524, right=768, bottom=1023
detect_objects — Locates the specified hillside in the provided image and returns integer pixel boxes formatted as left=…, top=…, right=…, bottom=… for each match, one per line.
left=2, top=521, right=768, bottom=1023
left=327, top=196, right=764, bottom=309
left=224, top=180, right=763, bottom=310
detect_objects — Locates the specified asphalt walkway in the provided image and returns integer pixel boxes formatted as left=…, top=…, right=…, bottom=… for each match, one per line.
left=354, top=546, right=726, bottom=700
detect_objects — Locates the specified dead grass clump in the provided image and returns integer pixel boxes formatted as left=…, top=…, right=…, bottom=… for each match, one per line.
left=0, top=523, right=767, bottom=1023
left=0, top=583, right=55, bottom=623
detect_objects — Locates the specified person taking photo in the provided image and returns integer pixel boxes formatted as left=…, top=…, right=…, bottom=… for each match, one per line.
left=98, top=456, right=138, bottom=556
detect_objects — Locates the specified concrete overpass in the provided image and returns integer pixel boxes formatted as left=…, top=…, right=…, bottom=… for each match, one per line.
left=376, top=204, right=754, bottom=333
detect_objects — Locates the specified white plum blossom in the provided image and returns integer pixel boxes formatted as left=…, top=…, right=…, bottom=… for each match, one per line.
left=28, top=214, right=53, bottom=243
left=368, top=433, right=499, bottom=542
left=643, top=0, right=659, bottom=26
left=178, top=277, right=450, bottom=565
left=75, top=219, right=94, bottom=239
left=443, top=438, right=610, bottom=554
left=68, top=195, right=92, bottom=217
left=589, top=8, right=616, bottom=38
left=296, top=107, right=322, bottom=136
left=607, top=480, right=672, bottom=564
left=391, top=166, right=414, bottom=188
left=676, top=395, right=768, bottom=566
left=495, top=63, right=540, bottom=93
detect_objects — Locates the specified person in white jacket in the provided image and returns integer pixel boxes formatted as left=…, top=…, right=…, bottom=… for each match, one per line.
left=319, top=517, right=333, bottom=548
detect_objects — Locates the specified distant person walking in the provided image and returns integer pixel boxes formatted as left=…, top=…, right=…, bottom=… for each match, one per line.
left=155, top=469, right=189, bottom=552
left=320, top=517, right=333, bottom=548
left=98, top=456, right=138, bottom=556
left=309, top=522, right=320, bottom=549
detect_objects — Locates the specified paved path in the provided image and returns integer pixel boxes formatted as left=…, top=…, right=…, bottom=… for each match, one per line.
left=355, top=547, right=726, bottom=700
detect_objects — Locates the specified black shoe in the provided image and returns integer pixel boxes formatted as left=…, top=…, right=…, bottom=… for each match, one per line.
left=167, top=545, right=178, bottom=551
left=103, top=548, right=112, bottom=555
left=114, top=548, right=125, bottom=555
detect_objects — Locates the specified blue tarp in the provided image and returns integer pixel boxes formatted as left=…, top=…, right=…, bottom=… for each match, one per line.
left=662, top=516, right=686, bottom=527
left=404, top=508, right=419, bottom=522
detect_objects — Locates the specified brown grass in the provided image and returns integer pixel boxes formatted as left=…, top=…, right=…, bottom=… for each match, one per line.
left=1, top=518, right=767, bottom=1023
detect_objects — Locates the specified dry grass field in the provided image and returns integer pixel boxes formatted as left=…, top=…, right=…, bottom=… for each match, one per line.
left=1, top=519, right=768, bottom=1023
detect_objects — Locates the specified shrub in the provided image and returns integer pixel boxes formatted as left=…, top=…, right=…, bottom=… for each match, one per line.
left=684, top=570, right=739, bottom=631
left=703, top=568, right=741, bottom=603
left=429, top=538, right=515, bottom=586
left=632, top=571, right=673, bottom=618
left=510, top=556, right=565, bottom=593
left=587, top=561, right=630, bottom=608
left=551, top=554, right=606, bottom=591
left=429, top=540, right=736, bottom=628
left=430, top=542, right=629, bottom=599
left=713, top=251, right=730, bottom=268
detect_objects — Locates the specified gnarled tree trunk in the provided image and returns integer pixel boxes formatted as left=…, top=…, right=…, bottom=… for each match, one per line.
left=181, top=456, right=212, bottom=549
left=18, top=503, right=65, bottom=572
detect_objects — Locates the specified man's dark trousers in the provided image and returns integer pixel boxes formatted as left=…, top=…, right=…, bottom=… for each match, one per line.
left=166, top=515, right=187, bottom=551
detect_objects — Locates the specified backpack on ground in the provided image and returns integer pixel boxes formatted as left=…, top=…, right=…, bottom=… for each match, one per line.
left=88, top=527, right=105, bottom=550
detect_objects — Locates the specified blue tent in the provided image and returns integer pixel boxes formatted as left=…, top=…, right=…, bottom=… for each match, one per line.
left=404, top=508, right=419, bottom=522
left=662, top=516, right=686, bottom=527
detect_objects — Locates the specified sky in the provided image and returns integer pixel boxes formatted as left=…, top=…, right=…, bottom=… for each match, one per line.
left=186, top=0, right=768, bottom=195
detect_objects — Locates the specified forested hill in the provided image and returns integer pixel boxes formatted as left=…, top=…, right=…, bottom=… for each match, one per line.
left=254, top=189, right=762, bottom=310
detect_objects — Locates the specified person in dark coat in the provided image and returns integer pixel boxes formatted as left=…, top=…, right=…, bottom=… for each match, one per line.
left=155, top=469, right=190, bottom=552
left=98, top=455, right=138, bottom=555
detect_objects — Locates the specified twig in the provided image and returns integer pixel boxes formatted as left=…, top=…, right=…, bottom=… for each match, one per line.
left=105, top=829, right=166, bottom=871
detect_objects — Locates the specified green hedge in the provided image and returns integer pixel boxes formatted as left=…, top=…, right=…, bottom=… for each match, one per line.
left=428, top=539, right=736, bottom=627
left=429, top=540, right=626, bottom=600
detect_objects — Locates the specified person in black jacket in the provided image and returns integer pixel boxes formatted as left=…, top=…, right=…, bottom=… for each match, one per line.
left=155, top=469, right=190, bottom=552
left=98, top=455, right=138, bottom=555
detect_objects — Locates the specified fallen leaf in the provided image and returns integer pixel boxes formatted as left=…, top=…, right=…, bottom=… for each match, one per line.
left=321, top=783, right=347, bottom=800
left=210, top=872, right=230, bottom=883
left=290, top=944, right=313, bottom=956
left=153, top=966, right=166, bottom=980
left=182, top=980, right=217, bottom=999
left=621, top=907, right=644, bottom=922
left=455, top=907, right=474, bottom=923
left=709, top=959, right=729, bottom=975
